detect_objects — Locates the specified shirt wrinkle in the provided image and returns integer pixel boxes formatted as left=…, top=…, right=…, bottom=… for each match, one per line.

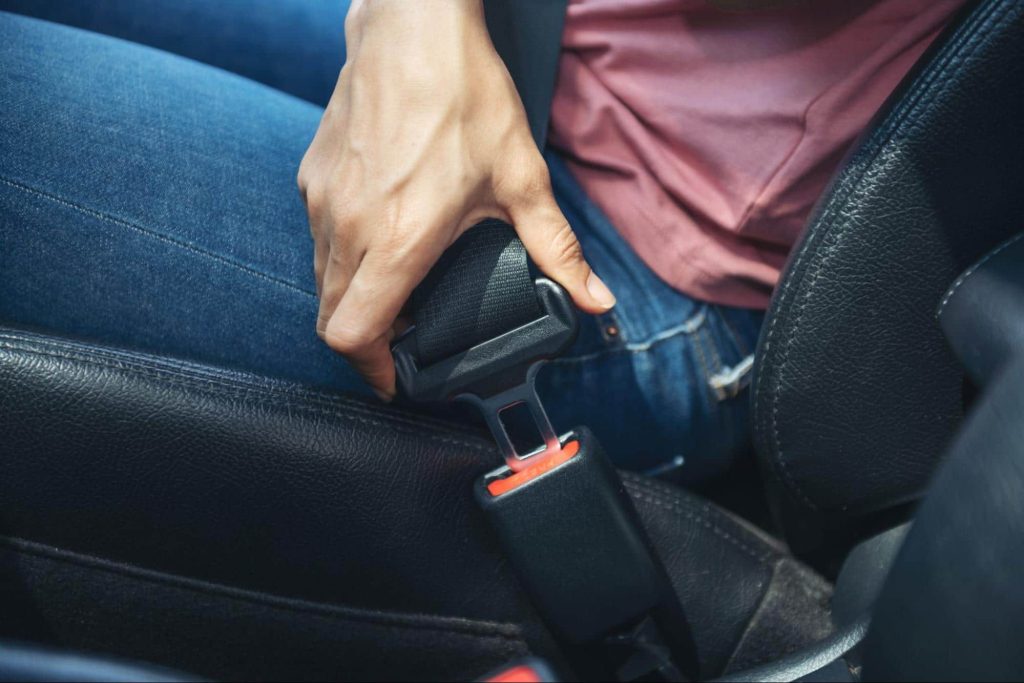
left=549, top=0, right=967, bottom=309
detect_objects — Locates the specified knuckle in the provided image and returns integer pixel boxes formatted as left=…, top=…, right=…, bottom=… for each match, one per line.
left=297, top=153, right=326, bottom=202
left=374, top=230, right=415, bottom=265
left=512, top=162, right=553, bottom=203
left=493, top=143, right=551, bottom=205
left=371, top=219, right=428, bottom=267
left=549, top=221, right=584, bottom=268
left=327, top=190, right=365, bottom=231
left=328, top=222, right=356, bottom=256
left=343, top=8, right=362, bottom=41
left=327, top=246, right=343, bottom=264
left=304, top=180, right=328, bottom=212
left=324, top=324, right=374, bottom=356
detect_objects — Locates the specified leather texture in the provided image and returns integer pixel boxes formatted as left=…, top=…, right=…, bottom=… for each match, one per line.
left=622, top=473, right=833, bottom=677
left=715, top=617, right=868, bottom=683
left=751, top=0, right=1024, bottom=542
left=863, top=357, right=1024, bottom=681
left=938, top=231, right=1024, bottom=389
left=0, top=326, right=830, bottom=681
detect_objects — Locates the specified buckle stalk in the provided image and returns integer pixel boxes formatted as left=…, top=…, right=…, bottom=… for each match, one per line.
left=393, top=278, right=578, bottom=471
left=459, top=364, right=560, bottom=470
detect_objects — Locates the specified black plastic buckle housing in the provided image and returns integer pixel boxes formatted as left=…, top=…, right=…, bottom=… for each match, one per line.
left=476, top=427, right=700, bottom=679
left=475, top=428, right=665, bottom=644
left=393, top=278, right=578, bottom=470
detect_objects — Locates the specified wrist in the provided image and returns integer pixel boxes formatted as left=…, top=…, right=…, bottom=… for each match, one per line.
left=348, top=0, right=486, bottom=40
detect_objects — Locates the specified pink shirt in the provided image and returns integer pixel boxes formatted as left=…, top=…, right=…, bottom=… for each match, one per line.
left=549, top=0, right=966, bottom=309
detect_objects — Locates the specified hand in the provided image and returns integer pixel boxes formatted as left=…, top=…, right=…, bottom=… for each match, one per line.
left=298, top=0, right=615, bottom=400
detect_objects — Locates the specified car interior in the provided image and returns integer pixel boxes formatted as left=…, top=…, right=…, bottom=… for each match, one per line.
left=1, top=0, right=1023, bottom=681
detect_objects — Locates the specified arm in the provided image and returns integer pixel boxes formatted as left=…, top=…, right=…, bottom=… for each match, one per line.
left=298, top=0, right=615, bottom=399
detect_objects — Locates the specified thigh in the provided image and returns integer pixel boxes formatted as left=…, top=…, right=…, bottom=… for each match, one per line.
left=0, top=11, right=370, bottom=396
left=0, top=0, right=350, bottom=105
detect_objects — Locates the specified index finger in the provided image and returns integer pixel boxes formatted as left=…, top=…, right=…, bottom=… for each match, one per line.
left=323, top=239, right=443, bottom=398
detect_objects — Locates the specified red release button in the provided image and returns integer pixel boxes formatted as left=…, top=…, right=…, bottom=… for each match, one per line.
left=486, top=440, right=580, bottom=497
left=485, top=664, right=544, bottom=683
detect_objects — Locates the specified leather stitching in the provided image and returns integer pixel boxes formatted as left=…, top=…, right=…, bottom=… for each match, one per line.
left=0, top=536, right=526, bottom=645
left=756, top=0, right=1008, bottom=508
left=0, top=343, right=496, bottom=456
left=621, top=476, right=777, bottom=564
left=626, top=492, right=773, bottom=564
left=0, top=330, right=482, bottom=440
left=765, top=0, right=1008, bottom=508
left=626, top=485, right=779, bottom=561
left=756, top=0, right=1012, bottom=511
left=936, top=231, right=1024, bottom=317
left=0, top=336, right=485, bottom=444
left=0, top=330, right=486, bottom=434
left=0, top=175, right=317, bottom=301
left=0, top=343, right=489, bottom=452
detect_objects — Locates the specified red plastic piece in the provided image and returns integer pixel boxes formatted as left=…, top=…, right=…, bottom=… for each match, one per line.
left=485, top=664, right=544, bottom=683
left=486, top=440, right=580, bottom=497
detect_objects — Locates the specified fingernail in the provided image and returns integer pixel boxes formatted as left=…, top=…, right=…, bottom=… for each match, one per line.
left=373, top=388, right=395, bottom=403
left=586, top=271, right=616, bottom=310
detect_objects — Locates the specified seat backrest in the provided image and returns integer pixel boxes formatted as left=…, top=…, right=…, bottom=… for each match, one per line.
left=751, top=0, right=1024, bottom=551
left=863, top=356, right=1024, bottom=681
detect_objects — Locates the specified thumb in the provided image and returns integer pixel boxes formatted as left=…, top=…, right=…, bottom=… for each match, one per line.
left=510, top=197, right=616, bottom=315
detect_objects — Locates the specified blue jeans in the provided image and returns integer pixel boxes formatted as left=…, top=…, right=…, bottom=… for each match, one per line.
left=0, top=5, right=763, bottom=481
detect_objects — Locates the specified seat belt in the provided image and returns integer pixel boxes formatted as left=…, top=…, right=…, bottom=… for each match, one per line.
left=393, top=220, right=575, bottom=468
left=393, top=0, right=575, bottom=468
left=392, top=234, right=700, bottom=680
left=391, top=5, right=700, bottom=679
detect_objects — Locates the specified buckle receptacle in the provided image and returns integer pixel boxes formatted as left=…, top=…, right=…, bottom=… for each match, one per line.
left=392, top=278, right=578, bottom=471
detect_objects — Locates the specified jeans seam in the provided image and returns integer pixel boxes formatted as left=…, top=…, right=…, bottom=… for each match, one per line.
left=693, top=320, right=727, bottom=404
left=0, top=175, right=316, bottom=301
left=691, top=323, right=712, bottom=380
left=717, top=305, right=750, bottom=358
left=549, top=306, right=707, bottom=365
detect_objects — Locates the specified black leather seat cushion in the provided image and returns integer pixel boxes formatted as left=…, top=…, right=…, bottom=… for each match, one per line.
left=752, top=0, right=1024, bottom=543
left=0, top=326, right=830, bottom=680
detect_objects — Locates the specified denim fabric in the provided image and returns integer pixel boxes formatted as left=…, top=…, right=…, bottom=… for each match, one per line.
left=0, top=8, right=763, bottom=479
left=539, top=154, right=764, bottom=481
left=0, top=11, right=365, bottom=394
left=0, top=0, right=347, bottom=106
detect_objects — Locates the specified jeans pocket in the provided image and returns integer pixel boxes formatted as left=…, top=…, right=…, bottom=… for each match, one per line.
left=695, top=305, right=764, bottom=403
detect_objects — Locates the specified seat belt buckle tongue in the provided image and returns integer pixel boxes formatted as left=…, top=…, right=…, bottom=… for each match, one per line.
left=461, top=366, right=561, bottom=471
left=392, top=278, right=578, bottom=471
